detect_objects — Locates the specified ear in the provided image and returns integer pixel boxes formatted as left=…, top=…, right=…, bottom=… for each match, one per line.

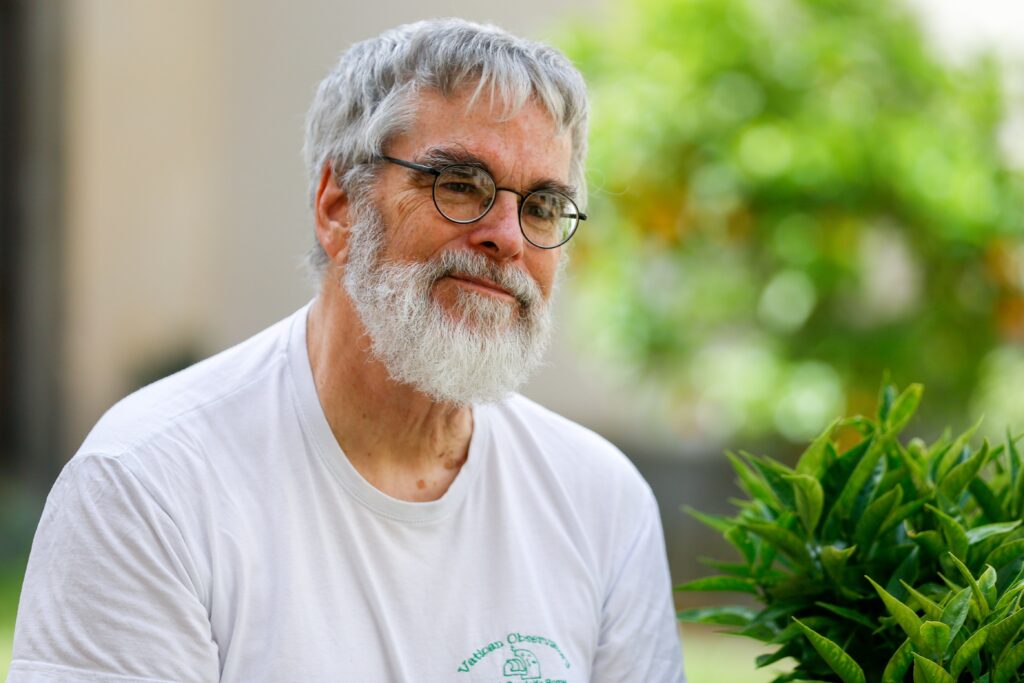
left=314, top=163, right=352, bottom=265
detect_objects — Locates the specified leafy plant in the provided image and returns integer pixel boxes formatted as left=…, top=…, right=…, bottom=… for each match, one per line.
left=679, top=383, right=1024, bottom=682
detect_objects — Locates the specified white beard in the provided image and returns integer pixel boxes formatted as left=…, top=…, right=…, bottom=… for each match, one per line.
left=342, top=202, right=555, bottom=406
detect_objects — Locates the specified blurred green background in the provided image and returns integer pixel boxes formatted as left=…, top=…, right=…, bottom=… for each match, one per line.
left=564, top=0, right=1024, bottom=447
left=2, top=0, right=1022, bottom=681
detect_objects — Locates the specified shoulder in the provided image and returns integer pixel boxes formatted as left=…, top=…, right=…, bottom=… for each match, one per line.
left=483, top=395, right=664, bottom=591
left=488, top=393, right=657, bottom=514
left=496, top=394, right=649, bottom=478
left=70, top=307, right=308, bottom=506
left=80, top=309, right=300, bottom=458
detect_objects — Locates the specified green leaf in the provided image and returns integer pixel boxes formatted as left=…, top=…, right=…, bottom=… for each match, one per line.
left=734, top=622, right=776, bottom=643
left=815, top=601, right=878, bottom=630
left=967, top=521, right=1022, bottom=546
left=831, top=436, right=886, bottom=523
left=934, top=417, right=983, bottom=483
left=927, top=505, right=969, bottom=561
left=675, top=575, right=758, bottom=594
left=912, top=653, right=955, bottom=683
left=879, top=383, right=897, bottom=423
left=940, top=439, right=990, bottom=502
left=854, top=485, right=903, bottom=553
left=744, top=451, right=798, bottom=510
left=994, top=579, right=1024, bottom=615
left=949, top=626, right=988, bottom=679
left=726, top=451, right=782, bottom=511
left=676, top=606, right=757, bottom=626
left=908, top=529, right=947, bottom=560
left=901, top=580, right=943, bottom=621
left=947, top=553, right=990, bottom=619
left=970, top=478, right=1005, bottom=523
left=796, top=419, right=839, bottom=478
left=1009, top=431, right=1024, bottom=516
left=785, top=474, right=824, bottom=538
left=769, top=618, right=816, bottom=645
left=741, top=520, right=813, bottom=569
left=793, top=618, right=866, bottom=683
left=724, top=526, right=757, bottom=565
left=755, top=540, right=779, bottom=578
left=927, top=429, right=953, bottom=463
left=882, top=638, right=914, bottom=683
left=900, top=439, right=929, bottom=489
left=994, top=639, right=1024, bottom=683
left=880, top=497, right=929, bottom=540
left=980, top=565, right=999, bottom=610
left=887, top=547, right=922, bottom=599
left=868, top=576, right=923, bottom=647
left=756, top=642, right=800, bottom=668
left=985, top=607, right=1024, bottom=661
left=886, top=383, right=923, bottom=434
left=698, top=559, right=752, bottom=577
left=920, top=620, right=952, bottom=660
left=876, top=465, right=910, bottom=501
left=683, top=506, right=735, bottom=534
left=1009, top=429, right=1023, bottom=472
left=821, top=544, right=859, bottom=598
left=986, top=540, right=1024, bottom=570
left=822, top=439, right=870, bottom=510
left=767, top=574, right=826, bottom=602
left=821, top=544, right=857, bottom=578
left=940, top=587, right=972, bottom=641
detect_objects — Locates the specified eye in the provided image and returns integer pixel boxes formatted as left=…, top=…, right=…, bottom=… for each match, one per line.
left=432, top=165, right=496, bottom=221
left=526, top=203, right=555, bottom=219
left=441, top=182, right=477, bottom=194
left=524, top=193, right=567, bottom=222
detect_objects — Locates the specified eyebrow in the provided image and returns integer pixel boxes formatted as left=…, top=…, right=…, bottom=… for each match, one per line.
left=416, top=145, right=579, bottom=201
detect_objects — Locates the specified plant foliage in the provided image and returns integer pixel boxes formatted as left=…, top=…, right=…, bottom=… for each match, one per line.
left=678, top=383, right=1024, bottom=682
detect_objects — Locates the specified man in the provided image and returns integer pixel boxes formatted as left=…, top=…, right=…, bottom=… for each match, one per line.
left=10, top=18, right=685, bottom=682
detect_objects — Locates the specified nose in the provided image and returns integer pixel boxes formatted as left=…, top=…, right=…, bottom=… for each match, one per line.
left=466, top=189, right=524, bottom=261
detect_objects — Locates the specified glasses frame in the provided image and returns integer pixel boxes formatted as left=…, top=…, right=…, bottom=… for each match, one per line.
left=380, top=155, right=586, bottom=250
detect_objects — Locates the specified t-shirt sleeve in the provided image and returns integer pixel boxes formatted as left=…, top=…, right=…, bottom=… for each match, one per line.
left=8, top=454, right=220, bottom=683
left=590, top=487, right=686, bottom=683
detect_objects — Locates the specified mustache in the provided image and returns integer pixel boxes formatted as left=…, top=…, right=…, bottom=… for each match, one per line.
left=430, top=250, right=542, bottom=309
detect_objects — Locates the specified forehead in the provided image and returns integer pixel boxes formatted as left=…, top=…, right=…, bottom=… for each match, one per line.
left=388, top=88, right=573, bottom=184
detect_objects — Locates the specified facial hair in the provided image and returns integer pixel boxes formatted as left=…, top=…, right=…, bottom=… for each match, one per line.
left=341, top=201, right=555, bottom=406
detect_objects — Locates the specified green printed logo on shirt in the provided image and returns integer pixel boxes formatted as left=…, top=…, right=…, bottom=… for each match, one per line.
left=457, top=630, right=571, bottom=682
left=503, top=646, right=540, bottom=678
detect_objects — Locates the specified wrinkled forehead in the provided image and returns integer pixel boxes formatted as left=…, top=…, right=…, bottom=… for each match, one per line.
left=395, top=87, right=574, bottom=185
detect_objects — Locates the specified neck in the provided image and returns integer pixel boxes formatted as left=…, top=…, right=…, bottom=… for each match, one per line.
left=306, top=280, right=474, bottom=502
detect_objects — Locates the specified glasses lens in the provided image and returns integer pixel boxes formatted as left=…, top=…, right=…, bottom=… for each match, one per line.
left=434, top=165, right=495, bottom=222
left=521, top=192, right=578, bottom=248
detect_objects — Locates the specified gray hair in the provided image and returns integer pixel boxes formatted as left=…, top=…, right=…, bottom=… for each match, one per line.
left=302, top=18, right=590, bottom=279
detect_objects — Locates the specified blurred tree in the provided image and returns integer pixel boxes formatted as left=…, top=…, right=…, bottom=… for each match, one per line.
left=560, top=0, right=1024, bottom=444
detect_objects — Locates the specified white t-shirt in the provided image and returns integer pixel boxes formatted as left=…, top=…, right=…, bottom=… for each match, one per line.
left=9, top=304, right=685, bottom=683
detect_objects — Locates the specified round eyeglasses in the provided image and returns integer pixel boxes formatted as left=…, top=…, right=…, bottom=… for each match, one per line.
left=380, top=156, right=586, bottom=249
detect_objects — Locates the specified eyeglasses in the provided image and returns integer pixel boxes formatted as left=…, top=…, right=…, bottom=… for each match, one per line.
left=380, top=156, right=586, bottom=249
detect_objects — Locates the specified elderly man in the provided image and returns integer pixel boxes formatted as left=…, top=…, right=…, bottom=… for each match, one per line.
left=10, top=19, right=685, bottom=683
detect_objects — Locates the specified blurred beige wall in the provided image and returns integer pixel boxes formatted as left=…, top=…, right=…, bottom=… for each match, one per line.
left=65, top=1, right=226, bottom=452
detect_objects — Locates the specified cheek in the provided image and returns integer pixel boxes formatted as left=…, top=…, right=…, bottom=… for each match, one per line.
left=529, top=251, right=562, bottom=297
left=392, top=191, right=432, bottom=221
left=379, top=192, right=437, bottom=252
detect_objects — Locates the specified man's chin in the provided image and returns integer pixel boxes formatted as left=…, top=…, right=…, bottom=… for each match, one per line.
left=441, top=304, right=519, bottom=335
